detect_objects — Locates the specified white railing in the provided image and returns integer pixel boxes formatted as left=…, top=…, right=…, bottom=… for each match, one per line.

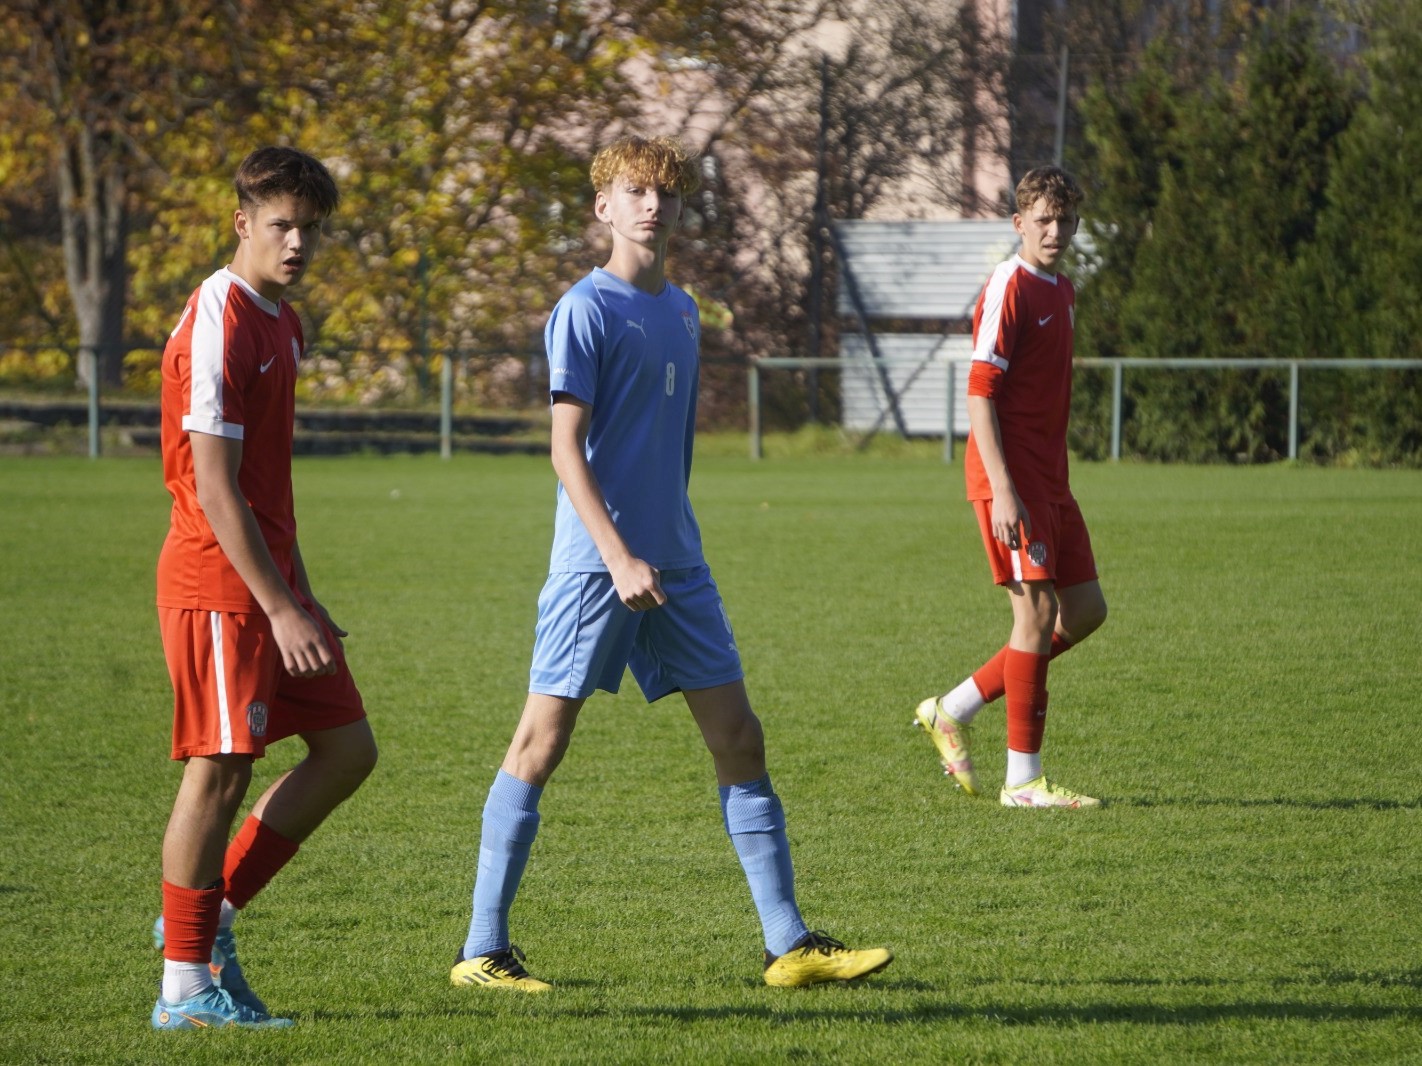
left=747, top=356, right=1422, bottom=462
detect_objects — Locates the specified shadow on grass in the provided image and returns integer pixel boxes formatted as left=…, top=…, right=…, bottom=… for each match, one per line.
left=1026, top=968, right=1422, bottom=990
left=1119, top=796, right=1422, bottom=811
left=611, top=1000, right=1422, bottom=1027
left=302, top=969, right=1422, bottom=1026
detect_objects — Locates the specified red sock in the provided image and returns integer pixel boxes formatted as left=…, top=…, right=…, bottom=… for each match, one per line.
left=973, top=633, right=1071, bottom=703
left=1003, top=649, right=1050, bottom=753
left=223, top=816, right=300, bottom=911
left=162, top=880, right=223, bottom=963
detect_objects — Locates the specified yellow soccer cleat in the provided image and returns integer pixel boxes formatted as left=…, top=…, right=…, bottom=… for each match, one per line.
left=913, top=697, right=980, bottom=796
left=450, top=945, right=552, bottom=993
left=999, top=775, right=1100, bottom=810
left=763, top=931, right=893, bottom=988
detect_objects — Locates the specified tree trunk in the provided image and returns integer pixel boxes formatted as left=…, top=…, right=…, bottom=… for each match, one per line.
left=55, top=126, right=128, bottom=392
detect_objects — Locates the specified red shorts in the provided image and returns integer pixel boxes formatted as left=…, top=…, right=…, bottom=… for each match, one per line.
left=972, top=496, right=1098, bottom=589
left=159, top=605, right=366, bottom=760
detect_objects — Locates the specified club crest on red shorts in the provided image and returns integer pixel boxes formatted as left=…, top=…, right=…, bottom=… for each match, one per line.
left=247, top=701, right=269, bottom=737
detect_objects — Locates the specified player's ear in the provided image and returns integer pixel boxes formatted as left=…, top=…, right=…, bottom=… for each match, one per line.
left=593, top=189, right=611, bottom=223
left=234, top=209, right=251, bottom=241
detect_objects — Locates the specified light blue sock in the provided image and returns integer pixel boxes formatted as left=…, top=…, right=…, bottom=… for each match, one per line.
left=720, top=774, right=809, bottom=956
left=463, top=770, right=542, bottom=960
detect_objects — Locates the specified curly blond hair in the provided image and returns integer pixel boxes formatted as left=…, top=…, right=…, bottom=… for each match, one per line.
left=590, top=135, right=701, bottom=196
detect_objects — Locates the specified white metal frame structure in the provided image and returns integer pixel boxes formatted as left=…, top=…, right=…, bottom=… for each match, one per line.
left=747, top=356, right=1422, bottom=462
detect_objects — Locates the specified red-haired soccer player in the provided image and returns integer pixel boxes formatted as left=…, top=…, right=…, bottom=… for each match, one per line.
left=151, top=147, right=377, bottom=1029
left=915, top=165, right=1108, bottom=809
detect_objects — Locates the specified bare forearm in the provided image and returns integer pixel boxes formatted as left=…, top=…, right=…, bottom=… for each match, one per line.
left=197, top=484, right=302, bottom=618
left=548, top=396, right=663, bottom=610
left=291, top=540, right=316, bottom=602
left=967, top=395, right=1015, bottom=499
left=968, top=394, right=1031, bottom=547
left=191, top=431, right=334, bottom=675
left=551, top=434, right=633, bottom=569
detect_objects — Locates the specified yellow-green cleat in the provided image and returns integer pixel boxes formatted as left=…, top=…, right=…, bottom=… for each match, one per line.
left=451, top=945, right=552, bottom=992
left=913, top=697, right=980, bottom=796
left=999, top=775, right=1100, bottom=809
left=763, top=931, right=893, bottom=988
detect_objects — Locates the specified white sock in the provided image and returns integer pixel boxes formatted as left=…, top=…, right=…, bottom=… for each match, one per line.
left=219, top=899, right=237, bottom=930
left=161, top=960, right=213, bottom=1004
left=940, top=677, right=986, bottom=724
left=1006, top=749, right=1042, bottom=787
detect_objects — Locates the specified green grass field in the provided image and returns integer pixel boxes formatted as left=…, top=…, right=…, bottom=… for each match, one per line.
left=2, top=448, right=1420, bottom=1064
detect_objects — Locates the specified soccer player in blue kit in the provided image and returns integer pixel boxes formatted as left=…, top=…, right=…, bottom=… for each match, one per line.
left=451, top=135, right=892, bottom=991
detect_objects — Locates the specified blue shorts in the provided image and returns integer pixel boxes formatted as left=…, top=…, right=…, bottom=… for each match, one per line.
left=528, top=564, right=745, bottom=702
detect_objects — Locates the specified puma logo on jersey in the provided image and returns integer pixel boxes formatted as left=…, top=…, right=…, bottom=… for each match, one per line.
left=1038, top=314, right=1054, bottom=327
left=627, top=318, right=647, bottom=338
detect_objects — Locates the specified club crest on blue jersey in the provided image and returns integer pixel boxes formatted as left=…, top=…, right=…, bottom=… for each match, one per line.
left=247, top=701, right=269, bottom=737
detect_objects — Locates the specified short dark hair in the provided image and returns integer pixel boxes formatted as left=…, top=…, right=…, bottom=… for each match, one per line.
left=234, top=147, right=340, bottom=218
left=1015, top=166, right=1083, bottom=216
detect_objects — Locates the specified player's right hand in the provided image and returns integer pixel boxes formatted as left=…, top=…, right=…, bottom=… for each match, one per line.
left=612, top=558, right=666, bottom=612
left=992, top=492, right=1031, bottom=551
left=270, top=603, right=338, bottom=677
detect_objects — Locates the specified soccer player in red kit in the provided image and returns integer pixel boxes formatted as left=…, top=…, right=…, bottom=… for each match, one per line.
left=914, top=166, right=1107, bottom=809
left=150, top=147, right=378, bottom=1029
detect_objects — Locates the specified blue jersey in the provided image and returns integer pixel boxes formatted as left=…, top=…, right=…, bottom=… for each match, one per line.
left=545, top=268, right=704, bottom=573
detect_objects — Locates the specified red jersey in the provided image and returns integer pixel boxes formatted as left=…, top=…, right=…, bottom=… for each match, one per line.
left=157, top=268, right=303, bottom=611
left=964, top=255, right=1076, bottom=503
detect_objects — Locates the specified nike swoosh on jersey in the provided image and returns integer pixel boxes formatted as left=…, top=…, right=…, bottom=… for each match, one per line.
left=1037, top=314, right=1054, bottom=326
left=260, top=356, right=277, bottom=373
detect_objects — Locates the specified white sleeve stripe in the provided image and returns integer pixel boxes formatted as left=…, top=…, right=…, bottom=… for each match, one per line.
left=181, top=416, right=244, bottom=440
left=189, top=274, right=234, bottom=431
left=972, top=263, right=1013, bottom=368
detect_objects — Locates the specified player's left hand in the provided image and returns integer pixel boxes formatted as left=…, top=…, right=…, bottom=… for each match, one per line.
left=310, top=599, right=349, bottom=639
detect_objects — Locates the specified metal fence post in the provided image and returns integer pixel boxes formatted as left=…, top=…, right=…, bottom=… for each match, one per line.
left=439, top=349, right=453, bottom=460
left=1111, top=361, right=1123, bottom=461
left=1288, top=361, right=1299, bottom=461
left=943, top=360, right=955, bottom=463
left=87, top=346, right=101, bottom=459
left=748, top=364, right=762, bottom=461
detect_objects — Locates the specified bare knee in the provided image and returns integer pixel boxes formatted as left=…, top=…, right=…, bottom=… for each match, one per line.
left=1060, top=584, right=1108, bottom=644
left=309, top=721, right=378, bottom=795
left=1010, top=581, right=1059, bottom=650
left=503, top=694, right=581, bottom=786
left=343, top=728, right=379, bottom=785
left=702, top=706, right=766, bottom=784
left=714, top=710, right=765, bottom=766
left=181, top=754, right=253, bottom=815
